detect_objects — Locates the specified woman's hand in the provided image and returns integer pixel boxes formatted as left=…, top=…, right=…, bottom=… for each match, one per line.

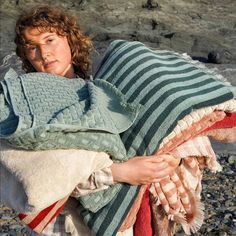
left=111, top=154, right=181, bottom=185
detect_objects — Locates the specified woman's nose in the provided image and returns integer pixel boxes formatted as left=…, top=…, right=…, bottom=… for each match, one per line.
left=39, top=44, right=50, bottom=59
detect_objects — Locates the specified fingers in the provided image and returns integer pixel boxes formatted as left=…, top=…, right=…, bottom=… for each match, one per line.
left=113, top=155, right=180, bottom=185
left=147, top=167, right=173, bottom=182
left=156, top=154, right=181, bottom=168
left=136, top=156, right=164, bottom=163
left=153, top=160, right=169, bottom=170
left=139, top=158, right=176, bottom=179
left=147, top=156, right=164, bottom=162
left=155, top=167, right=173, bottom=179
left=131, top=156, right=170, bottom=171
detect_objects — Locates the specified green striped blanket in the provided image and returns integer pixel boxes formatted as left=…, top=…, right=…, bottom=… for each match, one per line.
left=76, top=40, right=235, bottom=235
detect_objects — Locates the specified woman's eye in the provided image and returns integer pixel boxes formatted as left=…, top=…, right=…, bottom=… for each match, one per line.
left=27, top=45, right=36, bottom=51
left=47, top=38, right=55, bottom=43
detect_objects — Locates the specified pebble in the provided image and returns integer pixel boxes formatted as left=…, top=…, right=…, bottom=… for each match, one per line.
left=1, top=216, right=13, bottom=220
left=9, top=224, right=24, bottom=230
left=225, top=199, right=233, bottom=207
left=229, top=227, right=236, bottom=235
left=225, top=170, right=234, bottom=175
left=219, top=232, right=228, bottom=236
left=228, top=155, right=236, bottom=164
left=224, top=213, right=232, bottom=220
left=208, top=51, right=222, bottom=64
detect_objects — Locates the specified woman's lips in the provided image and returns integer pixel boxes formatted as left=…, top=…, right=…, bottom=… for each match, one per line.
left=44, top=61, right=57, bottom=68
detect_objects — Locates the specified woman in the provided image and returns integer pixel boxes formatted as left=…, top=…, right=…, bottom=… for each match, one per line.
left=15, top=3, right=178, bottom=188
left=13, top=5, right=180, bottom=236
left=11, top=4, right=235, bottom=236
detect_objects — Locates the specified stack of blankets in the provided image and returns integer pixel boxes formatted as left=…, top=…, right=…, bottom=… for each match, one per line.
left=0, top=40, right=236, bottom=236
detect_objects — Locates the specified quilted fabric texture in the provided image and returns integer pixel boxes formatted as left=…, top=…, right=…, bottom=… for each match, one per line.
left=0, top=69, right=140, bottom=159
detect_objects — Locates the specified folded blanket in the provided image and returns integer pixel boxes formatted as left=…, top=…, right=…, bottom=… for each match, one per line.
left=134, top=113, right=236, bottom=236
left=18, top=196, right=69, bottom=233
left=120, top=109, right=227, bottom=231
left=204, top=127, right=236, bottom=143
left=151, top=136, right=218, bottom=234
left=0, top=140, right=113, bottom=213
left=76, top=40, right=236, bottom=235
left=60, top=125, right=235, bottom=236
left=204, top=113, right=236, bottom=130
left=0, top=68, right=140, bottom=217
left=133, top=189, right=153, bottom=236
left=1, top=40, right=236, bottom=236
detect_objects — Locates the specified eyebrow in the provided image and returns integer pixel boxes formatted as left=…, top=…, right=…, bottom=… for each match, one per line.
left=42, top=33, right=57, bottom=39
left=25, top=33, right=57, bottom=45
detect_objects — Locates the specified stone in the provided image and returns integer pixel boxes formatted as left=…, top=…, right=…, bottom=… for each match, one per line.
left=219, top=232, right=228, bottom=236
left=228, top=155, right=236, bottom=164
left=229, top=227, right=236, bottom=235
left=225, top=200, right=233, bottom=207
left=0, top=215, right=13, bottom=220
left=9, top=224, right=24, bottom=230
left=208, top=51, right=222, bottom=64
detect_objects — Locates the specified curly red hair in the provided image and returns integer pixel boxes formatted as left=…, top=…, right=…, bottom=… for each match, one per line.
left=15, top=5, right=93, bottom=79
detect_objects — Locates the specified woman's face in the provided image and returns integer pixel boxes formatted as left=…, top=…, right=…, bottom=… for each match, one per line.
left=23, top=27, right=75, bottom=78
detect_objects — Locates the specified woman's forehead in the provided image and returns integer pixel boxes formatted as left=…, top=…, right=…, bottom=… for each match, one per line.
left=23, top=27, right=57, bottom=41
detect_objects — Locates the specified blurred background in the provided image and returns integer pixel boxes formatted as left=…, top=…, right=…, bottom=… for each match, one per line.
left=1, top=0, right=236, bottom=79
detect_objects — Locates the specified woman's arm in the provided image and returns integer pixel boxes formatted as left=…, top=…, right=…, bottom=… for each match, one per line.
left=71, top=154, right=180, bottom=197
